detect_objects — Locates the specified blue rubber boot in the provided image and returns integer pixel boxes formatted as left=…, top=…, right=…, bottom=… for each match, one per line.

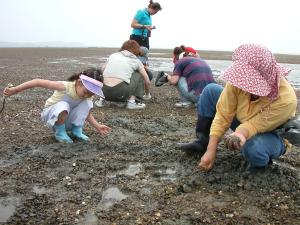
left=71, top=125, right=90, bottom=142
left=53, top=124, right=73, bottom=143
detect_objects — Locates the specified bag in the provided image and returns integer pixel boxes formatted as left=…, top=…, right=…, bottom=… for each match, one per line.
left=155, top=71, right=168, bottom=87
left=275, top=115, right=300, bottom=146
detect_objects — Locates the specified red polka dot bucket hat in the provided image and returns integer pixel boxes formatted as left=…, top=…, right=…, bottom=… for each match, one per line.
left=220, top=43, right=291, bottom=101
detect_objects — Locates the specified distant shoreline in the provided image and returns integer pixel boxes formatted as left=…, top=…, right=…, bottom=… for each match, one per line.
left=150, top=48, right=300, bottom=64
left=1, top=47, right=300, bottom=64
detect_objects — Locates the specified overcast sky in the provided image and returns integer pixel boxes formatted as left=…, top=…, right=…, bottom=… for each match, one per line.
left=1, top=0, right=299, bottom=54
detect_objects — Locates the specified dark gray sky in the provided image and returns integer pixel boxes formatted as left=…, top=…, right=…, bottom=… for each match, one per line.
left=1, top=0, right=299, bottom=54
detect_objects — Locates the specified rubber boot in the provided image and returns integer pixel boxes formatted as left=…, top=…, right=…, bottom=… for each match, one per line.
left=178, top=116, right=213, bottom=153
left=196, top=117, right=213, bottom=139
left=53, top=124, right=73, bottom=143
left=71, top=125, right=90, bottom=142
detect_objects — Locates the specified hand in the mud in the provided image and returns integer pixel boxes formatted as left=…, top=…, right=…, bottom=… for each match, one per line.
left=96, top=124, right=111, bottom=136
left=198, top=149, right=217, bottom=171
left=224, top=132, right=246, bottom=150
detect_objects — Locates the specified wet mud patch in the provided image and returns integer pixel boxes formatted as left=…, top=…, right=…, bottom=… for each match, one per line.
left=0, top=142, right=299, bottom=225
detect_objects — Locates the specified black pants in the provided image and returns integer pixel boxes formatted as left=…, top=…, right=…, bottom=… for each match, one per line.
left=130, top=34, right=149, bottom=49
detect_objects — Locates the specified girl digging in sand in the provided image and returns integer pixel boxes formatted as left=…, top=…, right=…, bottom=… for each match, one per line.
left=3, top=68, right=111, bottom=143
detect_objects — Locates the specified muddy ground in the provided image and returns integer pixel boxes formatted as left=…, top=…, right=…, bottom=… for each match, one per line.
left=0, top=48, right=299, bottom=225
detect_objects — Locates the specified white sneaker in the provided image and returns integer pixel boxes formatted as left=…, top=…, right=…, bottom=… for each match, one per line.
left=174, top=102, right=193, bottom=108
left=94, top=98, right=106, bottom=107
left=142, top=94, right=152, bottom=101
left=126, top=101, right=146, bottom=109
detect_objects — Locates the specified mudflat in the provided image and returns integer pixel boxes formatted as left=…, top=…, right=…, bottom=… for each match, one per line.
left=0, top=48, right=299, bottom=225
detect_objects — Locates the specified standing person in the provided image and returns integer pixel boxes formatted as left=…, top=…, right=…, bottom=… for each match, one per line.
left=101, top=40, right=151, bottom=109
left=178, top=44, right=297, bottom=174
left=138, top=46, right=153, bottom=100
left=3, top=68, right=111, bottom=143
left=130, top=0, right=162, bottom=49
left=138, top=46, right=153, bottom=81
left=155, top=47, right=216, bottom=108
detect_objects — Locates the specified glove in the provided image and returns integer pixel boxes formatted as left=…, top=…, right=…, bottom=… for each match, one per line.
left=155, top=71, right=169, bottom=87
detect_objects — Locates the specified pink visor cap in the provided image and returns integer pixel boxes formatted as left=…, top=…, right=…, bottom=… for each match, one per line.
left=79, top=75, right=105, bottom=98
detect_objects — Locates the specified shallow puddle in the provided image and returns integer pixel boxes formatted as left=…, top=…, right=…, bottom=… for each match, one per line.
left=107, top=163, right=143, bottom=178
left=79, top=211, right=99, bottom=225
left=0, top=197, right=20, bottom=223
left=123, top=163, right=143, bottom=176
left=97, top=187, right=128, bottom=211
left=159, top=167, right=177, bottom=182
left=32, top=185, right=48, bottom=195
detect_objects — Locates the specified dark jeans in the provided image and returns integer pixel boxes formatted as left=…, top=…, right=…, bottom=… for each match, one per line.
left=197, top=83, right=285, bottom=168
left=130, top=34, right=149, bottom=49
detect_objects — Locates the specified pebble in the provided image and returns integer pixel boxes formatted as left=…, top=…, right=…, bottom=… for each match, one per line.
left=155, top=212, right=161, bottom=217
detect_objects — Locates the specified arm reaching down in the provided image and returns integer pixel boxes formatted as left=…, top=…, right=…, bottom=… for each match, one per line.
left=87, top=113, right=111, bottom=136
left=138, top=66, right=151, bottom=95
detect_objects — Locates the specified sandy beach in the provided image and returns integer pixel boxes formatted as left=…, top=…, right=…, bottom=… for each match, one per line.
left=0, top=48, right=299, bottom=225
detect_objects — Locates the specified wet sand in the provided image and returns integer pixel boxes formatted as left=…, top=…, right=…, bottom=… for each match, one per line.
left=0, top=48, right=299, bottom=225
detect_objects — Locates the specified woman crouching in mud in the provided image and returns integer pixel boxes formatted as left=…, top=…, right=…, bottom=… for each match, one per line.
left=178, top=44, right=297, bottom=174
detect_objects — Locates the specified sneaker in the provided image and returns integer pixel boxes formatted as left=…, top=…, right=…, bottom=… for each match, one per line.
left=126, top=101, right=146, bottom=109
left=142, top=94, right=152, bottom=101
left=94, top=98, right=106, bottom=107
left=174, top=102, right=192, bottom=108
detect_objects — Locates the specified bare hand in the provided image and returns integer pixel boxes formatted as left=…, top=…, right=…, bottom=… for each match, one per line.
left=224, top=132, right=246, bottom=150
left=145, top=26, right=151, bottom=31
left=3, top=86, right=16, bottom=97
left=198, top=150, right=217, bottom=171
left=96, top=124, right=111, bottom=136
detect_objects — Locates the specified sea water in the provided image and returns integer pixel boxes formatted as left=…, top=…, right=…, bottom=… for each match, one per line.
left=148, top=57, right=300, bottom=90
left=49, top=54, right=300, bottom=90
